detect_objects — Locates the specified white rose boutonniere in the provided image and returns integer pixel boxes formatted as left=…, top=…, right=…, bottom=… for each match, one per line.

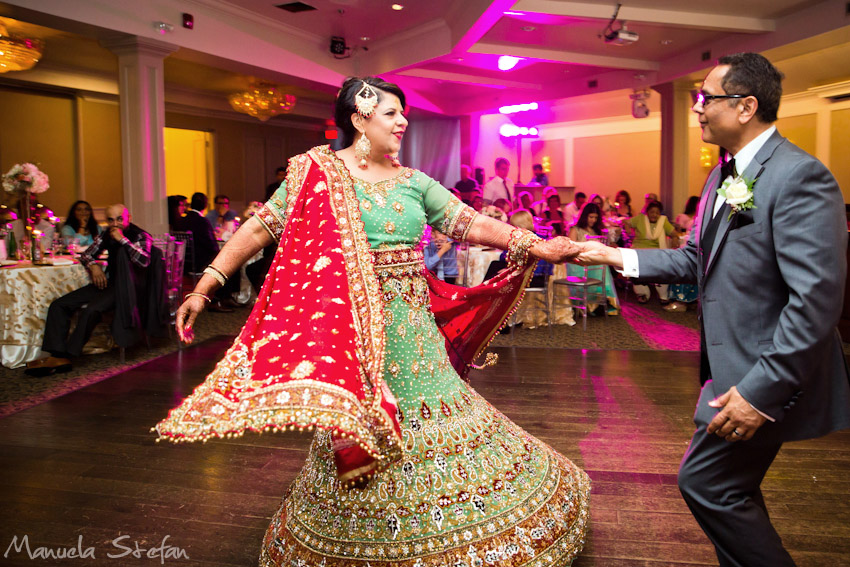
left=717, top=174, right=757, bottom=220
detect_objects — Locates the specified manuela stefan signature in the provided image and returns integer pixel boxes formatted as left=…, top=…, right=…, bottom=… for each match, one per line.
left=4, top=534, right=189, bottom=563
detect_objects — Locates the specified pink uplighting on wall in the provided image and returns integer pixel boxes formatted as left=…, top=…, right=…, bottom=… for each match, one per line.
left=497, top=55, right=522, bottom=71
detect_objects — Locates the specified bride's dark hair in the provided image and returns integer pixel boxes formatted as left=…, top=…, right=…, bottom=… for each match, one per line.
left=334, top=76, right=406, bottom=148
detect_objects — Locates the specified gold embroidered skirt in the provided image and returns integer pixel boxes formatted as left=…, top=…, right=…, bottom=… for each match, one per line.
left=260, top=255, right=590, bottom=567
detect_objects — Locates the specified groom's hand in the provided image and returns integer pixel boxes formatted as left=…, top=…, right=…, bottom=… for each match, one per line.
left=574, top=240, right=624, bottom=268
left=706, top=386, right=767, bottom=442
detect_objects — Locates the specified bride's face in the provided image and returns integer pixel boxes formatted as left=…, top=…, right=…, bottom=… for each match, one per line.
left=354, top=91, right=408, bottom=156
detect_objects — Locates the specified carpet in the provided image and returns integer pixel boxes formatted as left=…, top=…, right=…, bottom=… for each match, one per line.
left=0, top=307, right=249, bottom=417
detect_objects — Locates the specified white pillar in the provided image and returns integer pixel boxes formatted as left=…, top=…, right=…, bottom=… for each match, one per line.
left=657, top=80, right=693, bottom=217
left=102, top=36, right=177, bottom=236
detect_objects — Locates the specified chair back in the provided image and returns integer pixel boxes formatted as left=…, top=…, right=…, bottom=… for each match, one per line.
left=170, top=230, right=199, bottom=277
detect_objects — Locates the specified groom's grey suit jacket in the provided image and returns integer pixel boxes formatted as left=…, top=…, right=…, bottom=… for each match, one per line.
left=637, top=130, right=850, bottom=443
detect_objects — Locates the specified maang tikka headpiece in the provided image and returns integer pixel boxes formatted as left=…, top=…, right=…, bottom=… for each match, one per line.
left=354, top=81, right=378, bottom=118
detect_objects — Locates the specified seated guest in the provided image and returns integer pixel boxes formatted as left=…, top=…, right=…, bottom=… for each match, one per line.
left=205, top=194, right=238, bottom=238
left=265, top=166, right=286, bottom=201
left=641, top=192, right=659, bottom=213
left=567, top=203, right=620, bottom=315
left=531, top=163, right=549, bottom=186
left=424, top=229, right=458, bottom=285
left=180, top=193, right=239, bottom=312
left=562, top=191, right=586, bottom=226
left=493, top=198, right=513, bottom=217
left=61, top=200, right=102, bottom=249
left=665, top=196, right=701, bottom=312
left=628, top=199, right=678, bottom=304
left=516, top=191, right=537, bottom=216
left=673, top=196, right=700, bottom=233
left=542, top=189, right=567, bottom=237
left=25, top=204, right=152, bottom=376
left=613, top=190, right=633, bottom=218
left=454, top=164, right=480, bottom=203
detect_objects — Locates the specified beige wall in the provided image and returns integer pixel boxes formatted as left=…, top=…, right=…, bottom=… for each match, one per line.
left=79, top=98, right=123, bottom=213
left=165, top=112, right=325, bottom=212
left=776, top=113, right=817, bottom=156
left=573, top=131, right=662, bottom=206
left=0, top=87, right=78, bottom=218
left=830, top=108, right=850, bottom=202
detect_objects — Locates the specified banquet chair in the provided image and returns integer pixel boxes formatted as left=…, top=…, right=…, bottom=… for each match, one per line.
left=153, top=234, right=187, bottom=347
left=509, top=273, right=552, bottom=341
left=552, top=265, right=608, bottom=331
left=170, top=230, right=203, bottom=283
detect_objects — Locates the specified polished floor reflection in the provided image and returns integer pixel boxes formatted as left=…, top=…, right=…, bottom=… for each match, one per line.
left=0, top=340, right=848, bottom=566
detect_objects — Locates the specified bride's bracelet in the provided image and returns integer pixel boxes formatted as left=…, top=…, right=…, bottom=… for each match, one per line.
left=203, top=265, right=228, bottom=287
left=184, top=292, right=211, bottom=303
left=506, top=228, right=543, bottom=268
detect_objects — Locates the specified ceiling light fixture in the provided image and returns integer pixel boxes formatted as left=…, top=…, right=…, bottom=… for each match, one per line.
left=0, top=22, right=44, bottom=73
left=391, top=4, right=404, bottom=10
left=497, top=55, right=522, bottom=71
left=500, top=124, right=539, bottom=137
left=228, top=83, right=296, bottom=122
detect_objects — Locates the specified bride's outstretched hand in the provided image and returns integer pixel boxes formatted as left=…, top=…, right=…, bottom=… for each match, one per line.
left=533, top=236, right=581, bottom=264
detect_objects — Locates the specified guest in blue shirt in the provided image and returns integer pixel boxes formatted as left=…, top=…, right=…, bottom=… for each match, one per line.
left=424, top=229, right=458, bottom=285
left=60, top=200, right=103, bottom=248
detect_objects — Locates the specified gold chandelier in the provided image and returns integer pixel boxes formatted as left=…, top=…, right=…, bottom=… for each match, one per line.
left=228, top=83, right=296, bottom=121
left=0, top=22, right=44, bottom=73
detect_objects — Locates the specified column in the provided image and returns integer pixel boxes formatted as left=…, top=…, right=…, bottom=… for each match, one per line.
left=102, top=36, right=178, bottom=235
left=656, top=80, right=693, bottom=217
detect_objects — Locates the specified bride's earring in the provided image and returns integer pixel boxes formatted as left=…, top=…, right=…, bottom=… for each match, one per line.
left=354, top=134, right=371, bottom=169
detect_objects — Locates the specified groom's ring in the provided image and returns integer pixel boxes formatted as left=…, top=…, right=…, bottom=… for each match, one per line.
left=732, top=429, right=743, bottom=437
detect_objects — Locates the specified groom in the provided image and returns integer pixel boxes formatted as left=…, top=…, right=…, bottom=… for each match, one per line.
left=578, top=52, right=850, bottom=566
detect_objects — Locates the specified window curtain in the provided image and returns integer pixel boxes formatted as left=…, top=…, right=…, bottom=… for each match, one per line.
left=399, top=116, right=461, bottom=188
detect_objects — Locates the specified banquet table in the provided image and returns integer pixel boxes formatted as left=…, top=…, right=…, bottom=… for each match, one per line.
left=0, top=257, right=90, bottom=368
left=456, top=246, right=503, bottom=287
left=455, top=247, right=575, bottom=327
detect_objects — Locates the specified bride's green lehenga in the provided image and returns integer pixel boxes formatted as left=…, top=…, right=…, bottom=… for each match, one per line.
left=258, top=150, right=590, bottom=567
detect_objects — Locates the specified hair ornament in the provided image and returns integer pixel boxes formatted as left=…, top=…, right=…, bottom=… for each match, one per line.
left=355, top=81, right=379, bottom=118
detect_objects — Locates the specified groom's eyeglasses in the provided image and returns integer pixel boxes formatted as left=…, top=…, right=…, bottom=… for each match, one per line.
left=692, top=91, right=749, bottom=106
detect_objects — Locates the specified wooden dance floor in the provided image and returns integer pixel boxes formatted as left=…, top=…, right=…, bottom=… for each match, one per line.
left=1, top=338, right=848, bottom=566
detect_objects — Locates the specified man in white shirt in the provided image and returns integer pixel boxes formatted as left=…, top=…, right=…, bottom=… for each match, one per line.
left=577, top=52, right=849, bottom=567
left=561, top=192, right=586, bottom=226
left=481, top=158, right=514, bottom=205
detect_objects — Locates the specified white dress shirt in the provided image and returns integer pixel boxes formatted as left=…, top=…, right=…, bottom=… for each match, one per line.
left=481, top=176, right=514, bottom=205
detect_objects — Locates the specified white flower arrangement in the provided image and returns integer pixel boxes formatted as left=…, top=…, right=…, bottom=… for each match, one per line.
left=2, top=163, right=50, bottom=195
left=717, top=174, right=757, bottom=219
left=481, top=205, right=507, bottom=222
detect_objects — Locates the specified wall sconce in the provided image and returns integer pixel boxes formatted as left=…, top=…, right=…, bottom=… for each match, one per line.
left=699, top=146, right=714, bottom=168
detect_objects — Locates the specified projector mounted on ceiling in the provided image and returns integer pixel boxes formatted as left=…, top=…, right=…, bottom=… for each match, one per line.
left=601, top=3, right=639, bottom=45
left=605, top=27, right=639, bottom=45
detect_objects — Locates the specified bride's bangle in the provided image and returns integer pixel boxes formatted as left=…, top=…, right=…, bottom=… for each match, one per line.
left=203, top=265, right=228, bottom=286
left=506, top=228, right=543, bottom=268
left=184, top=292, right=211, bottom=303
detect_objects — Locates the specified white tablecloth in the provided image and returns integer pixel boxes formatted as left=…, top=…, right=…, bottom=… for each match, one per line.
left=0, top=258, right=90, bottom=368
left=456, top=246, right=503, bottom=287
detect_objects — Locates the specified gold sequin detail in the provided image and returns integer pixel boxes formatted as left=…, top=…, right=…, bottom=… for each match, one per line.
left=385, top=221, right=396, bottom=234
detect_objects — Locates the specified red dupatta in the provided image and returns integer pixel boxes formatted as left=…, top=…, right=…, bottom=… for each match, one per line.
left=156, top=148, right=401, bottom=484
left=156, top=146, right=536, bottom=484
